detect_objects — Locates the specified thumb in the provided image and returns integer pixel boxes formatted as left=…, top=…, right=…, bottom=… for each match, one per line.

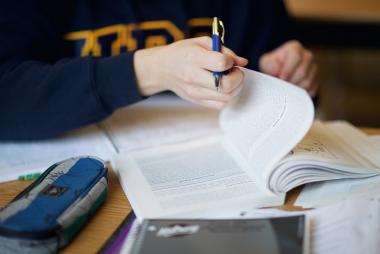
left=233, top=55, right=249, bottom=67
left=222, top=46, right=249, bottom=67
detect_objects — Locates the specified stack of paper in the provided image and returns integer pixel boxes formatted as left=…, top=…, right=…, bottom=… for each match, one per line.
left=295, top=135, right=380, bottom=208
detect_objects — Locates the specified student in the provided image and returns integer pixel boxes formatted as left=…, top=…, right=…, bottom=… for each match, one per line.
left=0, top=0, right=317, bottom=140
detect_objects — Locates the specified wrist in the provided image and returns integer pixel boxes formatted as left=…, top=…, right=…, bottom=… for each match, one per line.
left=134, top=48, right=166, bottom=96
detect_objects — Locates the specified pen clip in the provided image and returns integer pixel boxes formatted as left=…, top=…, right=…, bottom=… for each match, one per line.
left=212, top=17, right=225, bottom=44
left=218, top=20, right=225, bottom=44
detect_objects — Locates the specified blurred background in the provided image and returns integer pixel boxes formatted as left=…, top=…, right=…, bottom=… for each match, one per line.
left=285, top=0, right=380, bottom=127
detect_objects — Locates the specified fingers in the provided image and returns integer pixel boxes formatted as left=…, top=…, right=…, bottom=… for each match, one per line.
left=174, top=89, right=226, bottom=110
left=278, top=43, right=303, bottom=80
left=180, top=68, right=215, bottom=88
left=191, top=36, right=248, bottom=71
left=259, top=53, right=282, bottom=76
left=193, top=36, right=214, bottom=50
left=190, top=48, right=235, bottom=72
left=177, top=67, right=245, bottom=109
left=182, top=84, right=231, bottom=102
left=163, top=37, right=248, bottom=109
left=222, top=47, right=249, bottom=67
left=283, top=48, right=318, bottom=96
left=279, top=42, right=318, bottom=96
left=299, top=64, right=318, bottom=96
left=182, top=66, right=244, bottom=91
left=198, top=81, right=245, bottom=110
left=196, top=82, right=245, bottom=110
left=288, top=50, right=314, bottom=84
left=219, top=67, right=245, bottom=93
left=258, top=40, right=319, bottom=97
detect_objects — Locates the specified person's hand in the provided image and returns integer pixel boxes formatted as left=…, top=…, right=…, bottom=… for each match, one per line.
left=134, top=36, right=248, bottom=109
left=259, top=40, right=318, bottom=96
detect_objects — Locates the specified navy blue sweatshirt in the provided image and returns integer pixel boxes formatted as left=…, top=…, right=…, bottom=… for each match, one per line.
left=0, top=0, right=293, bottom=140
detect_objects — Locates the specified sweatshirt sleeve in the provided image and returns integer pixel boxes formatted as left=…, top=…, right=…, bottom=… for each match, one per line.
left=0, top=1, right=143, bottom=141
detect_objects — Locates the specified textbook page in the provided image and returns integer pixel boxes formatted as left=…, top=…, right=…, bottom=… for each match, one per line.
left=325, top=121, right=380, bottom=168
left=268, top=121, right=380, bottom=193
left=294, top=135, right=380, bottom=208
left=306, top=191, right=380, bottom=254
left=278, top=121, right=368, bottom=167
left=114, top=137, right=283, bottom=220
left=101, top=95, right=220, bottom=153
left=0, top=125, right=114, bottom=183
left=305, top=192, right=380, bottom=254
left=295, top=175, right=380, bottom=208
left=220, top=68, right=314, bottom=192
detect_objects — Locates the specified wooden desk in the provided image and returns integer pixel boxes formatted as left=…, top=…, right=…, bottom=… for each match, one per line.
left=1, top=127, right=379, bottom=253
left=286, top=0, right=380, bottom=23
left=285, top=0, right=380, bottom=48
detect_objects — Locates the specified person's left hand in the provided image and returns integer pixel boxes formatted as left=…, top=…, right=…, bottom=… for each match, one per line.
left=259, top=40, right=318, bottom=97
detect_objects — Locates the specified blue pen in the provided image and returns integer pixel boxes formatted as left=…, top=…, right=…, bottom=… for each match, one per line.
left=212, top=17, right=225, bottom=91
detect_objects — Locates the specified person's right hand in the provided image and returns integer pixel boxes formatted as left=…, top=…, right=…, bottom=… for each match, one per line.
left=134, top=36, right=248, bottom=109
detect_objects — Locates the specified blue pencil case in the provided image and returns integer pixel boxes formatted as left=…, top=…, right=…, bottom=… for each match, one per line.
left=0, top=156, right=108, bottom=254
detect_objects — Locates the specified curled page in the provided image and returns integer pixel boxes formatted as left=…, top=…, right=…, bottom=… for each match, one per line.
left=220, top=68, right=314, bottom=193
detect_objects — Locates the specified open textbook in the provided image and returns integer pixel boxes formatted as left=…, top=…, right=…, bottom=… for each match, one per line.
left=114, top=68, right=380, bottom=220
left=113, top=68, right=315, bottom=219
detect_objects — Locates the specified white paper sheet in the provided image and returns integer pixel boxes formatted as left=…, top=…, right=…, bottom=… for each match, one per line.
left=101, top=95, right=220, bottom=153
left=371, top=135, right=380, bottom=143
left=213, top=191, right=380, bottom=254
left=0, top=125, right=114, bottom=182
left=305, top=193, right=377, bottom=254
